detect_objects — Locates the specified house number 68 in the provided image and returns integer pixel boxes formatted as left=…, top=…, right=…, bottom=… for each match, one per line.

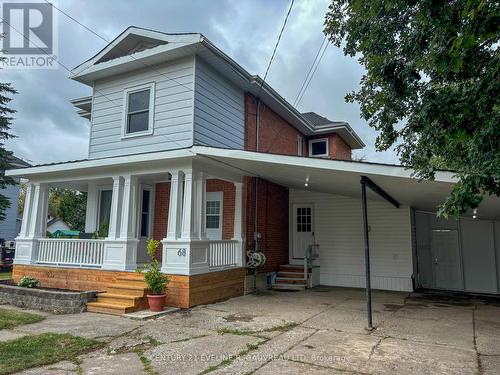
left=177, top=248, right=186, bottom=256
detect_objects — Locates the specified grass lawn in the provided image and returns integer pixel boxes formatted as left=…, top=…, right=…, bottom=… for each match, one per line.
left=0, top=272, right=12, bottom=281
left=0, top=308, right=44, bottom=330
left=0, top=333, right=103, bottom=374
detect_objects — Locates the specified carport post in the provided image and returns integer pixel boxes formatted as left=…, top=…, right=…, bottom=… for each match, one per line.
left=360, top=177, right=373, bottom=330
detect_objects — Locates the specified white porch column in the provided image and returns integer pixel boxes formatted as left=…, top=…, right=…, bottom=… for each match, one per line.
left=15, top=182, right=48, bottom=265
left=162, top=168, right=209, bottom=275
left=84, top=181, right=98, bottom=233
left=102, top=175, right=138, bottom=271
left=18, top=183, right=34, bottom=238
left=232, top=182, right=244, bottom=266
left=106, top=176, right=123, bottom=240
left=166, top=171, right=183, bottom=240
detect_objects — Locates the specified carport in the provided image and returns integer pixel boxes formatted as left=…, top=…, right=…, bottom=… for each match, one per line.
left=195, top=146, right=500, bottom=327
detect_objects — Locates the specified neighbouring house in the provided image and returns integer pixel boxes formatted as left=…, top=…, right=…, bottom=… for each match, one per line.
left=46, top=216, right=71, bottom=234
left=7, top=27, right=500, bottom=314
left=0, top=156, right=30, bottom=242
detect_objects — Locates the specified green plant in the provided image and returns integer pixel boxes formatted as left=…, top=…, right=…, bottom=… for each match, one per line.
left=17, top=276, right=39, bottom=288
left=136, top=239, right=169, bottom=295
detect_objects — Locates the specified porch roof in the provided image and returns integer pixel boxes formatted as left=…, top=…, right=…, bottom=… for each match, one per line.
left=7, top=146, right=500, bottom=220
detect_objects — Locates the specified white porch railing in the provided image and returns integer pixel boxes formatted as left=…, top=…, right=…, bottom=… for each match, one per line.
left=37, top=239, right=105, bottom=268
left=209, top=240, right=241, bottom=270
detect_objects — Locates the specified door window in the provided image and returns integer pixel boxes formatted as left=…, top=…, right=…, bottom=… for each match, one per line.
left=296, top=207, right=312, bottom=232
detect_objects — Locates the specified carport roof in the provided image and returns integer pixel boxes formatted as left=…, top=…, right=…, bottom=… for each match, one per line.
left=7, top=146, right=500, bottom=220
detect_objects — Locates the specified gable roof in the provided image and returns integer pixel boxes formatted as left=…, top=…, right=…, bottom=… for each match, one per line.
left=70, top=27, right=365, bottom=149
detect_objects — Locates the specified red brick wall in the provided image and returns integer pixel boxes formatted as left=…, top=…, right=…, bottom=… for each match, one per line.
left=206, top=179, right=235, bottom=240
left=153, top=182, right=170, bottom=260
left=245, top=93, right=306, bottom=156
left=244, top=94, right=292, bottom=272
left=244, top=177, right=289, bottom=273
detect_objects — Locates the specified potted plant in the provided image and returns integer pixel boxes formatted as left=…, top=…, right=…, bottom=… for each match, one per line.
left=136, top=239, right=170, bottom=312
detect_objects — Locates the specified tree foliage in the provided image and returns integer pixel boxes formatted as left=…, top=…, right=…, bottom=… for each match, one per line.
left=325, top=0, right=499, bottom=217
left=0, top=81, right=17, bottom=222
left=50, top=189, right=87, bottom=232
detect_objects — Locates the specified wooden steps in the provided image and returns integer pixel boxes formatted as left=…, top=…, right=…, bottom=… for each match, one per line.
left=86, top=273, right=149, bottom=315
left=271, top=264, right=309, bottom=291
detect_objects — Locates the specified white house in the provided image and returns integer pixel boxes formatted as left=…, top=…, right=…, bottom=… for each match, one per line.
left=7, top=27, right=500, bottom=314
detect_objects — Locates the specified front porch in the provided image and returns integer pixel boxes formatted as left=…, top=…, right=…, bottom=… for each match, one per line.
left=13, top=157, right=247, bottom=308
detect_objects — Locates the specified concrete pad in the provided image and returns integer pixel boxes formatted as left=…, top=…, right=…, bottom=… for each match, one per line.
left=145, top=332, right=262, bottom=374
left=122, top=307, right=180, bottom=320
left=131, top=318, right=213, bottom=344
left=302, top=306, right=388, bottom=334
left=285, top=329, right=379, bottom=373
left=18, top=360, right=77, bottom=375
left=80, top=352, right=146, bottom=374
left=368, top=337, right=477, bottom=375
left=163, top=307, right=297, bottom=333
left=374, top=314, right=474, bottom=349
left=480, top=355, right=500, bottom=375
left=475, top=317, right=500, bottom=355
left=13, top=312, right=144, bottom=339
left=254, top=359, right=344, bottom=374
left=212, top=326, right=316, bottom=375
left=0, top=329, right=27, bottom=342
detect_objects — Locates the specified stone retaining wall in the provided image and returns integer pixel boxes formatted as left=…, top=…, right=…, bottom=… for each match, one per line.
left=0, top=283, right=97, bottom=314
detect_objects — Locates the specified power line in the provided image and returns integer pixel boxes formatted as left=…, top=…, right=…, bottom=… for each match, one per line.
left=44, top=1, right=194, bottom=92
left=0, top=17, right=121, bottom=108
left=256, top=0, right=295, bottom=99
left=293, top=35, right=327, bottom=106
left=294, top=42, right=328, bottom=107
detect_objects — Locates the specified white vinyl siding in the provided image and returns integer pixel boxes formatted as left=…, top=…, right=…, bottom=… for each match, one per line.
left=193, top=57, right=245, bottom=149
left=89, top=57, right=195, bottom=159
left=290, top=189, right=413, bottom=292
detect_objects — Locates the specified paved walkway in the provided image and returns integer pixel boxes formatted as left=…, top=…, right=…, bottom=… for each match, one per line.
left=2, top=287, right=500, bottom=374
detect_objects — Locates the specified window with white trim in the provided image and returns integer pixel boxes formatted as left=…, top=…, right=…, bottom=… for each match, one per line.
left=122, top=83, right=155, bottom=137
left=309, top=138, right=328, bottom=157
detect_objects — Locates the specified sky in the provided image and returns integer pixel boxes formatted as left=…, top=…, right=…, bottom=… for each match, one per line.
left=2, top=0, right=399, bottom=165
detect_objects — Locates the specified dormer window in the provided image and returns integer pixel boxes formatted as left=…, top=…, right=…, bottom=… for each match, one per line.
left=122, top=82, right=155, bottom=138
left=309, top=138, right=328, bottom=157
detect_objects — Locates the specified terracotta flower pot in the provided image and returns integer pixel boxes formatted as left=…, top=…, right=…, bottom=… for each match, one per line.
left=147, top=294, right=166, bottom=312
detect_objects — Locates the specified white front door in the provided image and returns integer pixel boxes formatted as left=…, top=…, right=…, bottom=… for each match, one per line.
left=292, top=204, right=314, bottom=259
left=206, top=192, right=223, bottom=240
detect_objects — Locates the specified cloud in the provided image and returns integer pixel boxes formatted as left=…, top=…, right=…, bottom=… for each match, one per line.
left=3, top=0, right=398, bottom=165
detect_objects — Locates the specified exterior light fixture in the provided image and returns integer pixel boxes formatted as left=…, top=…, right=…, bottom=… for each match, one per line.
left=305, top=177, right=309, bottom=187
left=473, top=208, right=477, bottom=219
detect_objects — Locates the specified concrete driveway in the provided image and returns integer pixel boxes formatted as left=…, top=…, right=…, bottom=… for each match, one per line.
left=3, top=287, right=500, bottom=374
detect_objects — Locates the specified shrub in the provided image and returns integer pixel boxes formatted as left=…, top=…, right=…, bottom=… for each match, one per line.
left=136, top=239, right=169, bottom=295
left=17, top=276, right=40, bottom=288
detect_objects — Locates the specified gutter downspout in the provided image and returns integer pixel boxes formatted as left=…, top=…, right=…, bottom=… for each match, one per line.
left=254, top=97, right=261, bottom=254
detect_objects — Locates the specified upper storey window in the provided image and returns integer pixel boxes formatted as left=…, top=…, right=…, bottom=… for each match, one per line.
left=122, top=82, right=155, bottom=138
left=309, top=138, right=328, bottom=157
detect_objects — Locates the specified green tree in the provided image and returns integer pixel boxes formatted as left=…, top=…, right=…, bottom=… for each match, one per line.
left=325, top=1, right=499, bottom=217
left=0, top=79, right=17, bottom=221
left=51, top=189, right=87, bottom=232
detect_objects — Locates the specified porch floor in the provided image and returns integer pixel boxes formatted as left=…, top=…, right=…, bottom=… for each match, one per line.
left=2, top=287, right=500, bottom=374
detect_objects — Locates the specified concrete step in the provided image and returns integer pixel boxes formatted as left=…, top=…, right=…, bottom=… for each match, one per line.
left=275, top=277, right=307, bottom=285
left=107, top=284, right=149, bottom=297
left=86, top=302, right=135, bottom=315
left=271, top=283, right=306, bottom=291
